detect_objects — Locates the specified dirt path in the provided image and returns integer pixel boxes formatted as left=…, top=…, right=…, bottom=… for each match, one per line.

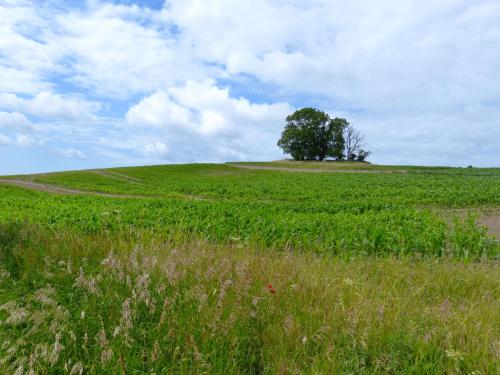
left=0, top=179, right=147, bottom=199
left=227, top=163, right=405, bottom=174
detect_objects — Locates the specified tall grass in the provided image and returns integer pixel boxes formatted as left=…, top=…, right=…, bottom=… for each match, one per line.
left=1, top=225, right=498, bottom=374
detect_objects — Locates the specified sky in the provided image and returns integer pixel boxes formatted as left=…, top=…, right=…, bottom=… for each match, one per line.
left=1, top=0, right=500, bottom=174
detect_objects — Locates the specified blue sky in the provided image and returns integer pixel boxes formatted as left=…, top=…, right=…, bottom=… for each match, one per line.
left=1, top=0, right=500, bottom=174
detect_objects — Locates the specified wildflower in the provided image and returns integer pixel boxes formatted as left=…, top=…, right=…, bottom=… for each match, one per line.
left=266, top=284, right=276, bottom=294
left=301, top=336, right=308, bottom=344
left=445, top=349, right=464, bottom=361
left=343, top=278, right=354, bottom=286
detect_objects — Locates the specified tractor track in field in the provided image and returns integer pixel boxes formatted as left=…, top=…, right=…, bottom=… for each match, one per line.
left=0, top=179, right=148, bottom=199
left=226, top=163, right=406, bottom=174
left=91, top=170, right=144, bottom=184
left=0, top=178, right=213, bottom=202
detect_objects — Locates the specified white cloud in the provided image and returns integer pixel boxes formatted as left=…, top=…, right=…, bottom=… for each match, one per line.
left=126, top=91, right=192, bottom=128
left=140, top=141, right=169, bottom=158
left=165, top=0, right=500, bottom=113
left=0, top=133, right=12, bottom=145
left=0, top=134, right=43, bottom=148
left=15, top=134, right=43, bottom=147
left=126, top=80, right=293, bottom=161
left=0, top=1, right=65, bottom=94
left=1, top=0, right=500, bottom=171
left=0, top=111, right=32, bottom=129
left=0, top=91, right=100, bottom=121
left=128, top=80, right=292, bottom=135
left=53, top=147, right=87, bottom=160
left=52, top=2, right=212, bottom=97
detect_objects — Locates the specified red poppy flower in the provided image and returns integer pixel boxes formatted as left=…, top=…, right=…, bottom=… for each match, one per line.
left=267, top=284, right=276, bottom=294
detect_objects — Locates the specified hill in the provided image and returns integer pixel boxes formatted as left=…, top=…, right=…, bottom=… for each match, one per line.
left=0, top=162, right=499, bottom=373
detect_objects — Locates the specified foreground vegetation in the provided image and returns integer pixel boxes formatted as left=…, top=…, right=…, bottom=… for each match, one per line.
left=1, top=225, right=498, bottom=374
left=0, top=162, right=499, bottom=373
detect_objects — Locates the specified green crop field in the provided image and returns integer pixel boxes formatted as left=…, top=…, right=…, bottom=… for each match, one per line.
left=0, top=162, right=499, bottom=374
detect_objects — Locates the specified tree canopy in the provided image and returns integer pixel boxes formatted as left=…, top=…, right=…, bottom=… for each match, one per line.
left=277, top=108, right=370, bottom=161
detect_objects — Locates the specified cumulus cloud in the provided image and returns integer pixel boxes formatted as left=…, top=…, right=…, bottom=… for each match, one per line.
left=126, top=80, right=293, bottom=160
left=0, top=1, right=65, bottom=94
left=53, top=147, right=87, bottom=160
left=0, top=132, right=44, bottom=148
left=0, top=133, right=12, bottom=145
left=0, top=92, right=100, bottom=121
left=15, top=134, right=44, bottom=147
left=0, top=111, right=33, bottom=129
left=127, top=80, right=292, bottom=134
left=126, top=91, right=192, bottom=129
left=52, top=2, right=213, bottom=97
left=164, top=0, right=500, bottom=112
left=140, top=141, right=169, bottom=158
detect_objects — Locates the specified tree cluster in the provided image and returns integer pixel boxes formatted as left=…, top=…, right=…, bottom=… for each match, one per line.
left=277, top=108, right=370, bottom=161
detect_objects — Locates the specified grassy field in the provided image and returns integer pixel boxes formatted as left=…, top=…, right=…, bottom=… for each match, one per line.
left=0, top=162, right=499, bottom=373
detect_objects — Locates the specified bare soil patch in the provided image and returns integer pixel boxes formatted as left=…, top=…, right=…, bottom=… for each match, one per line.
left=438, top=208, right=500, bottom=240
left=478, top=214, right=500, bottom=239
